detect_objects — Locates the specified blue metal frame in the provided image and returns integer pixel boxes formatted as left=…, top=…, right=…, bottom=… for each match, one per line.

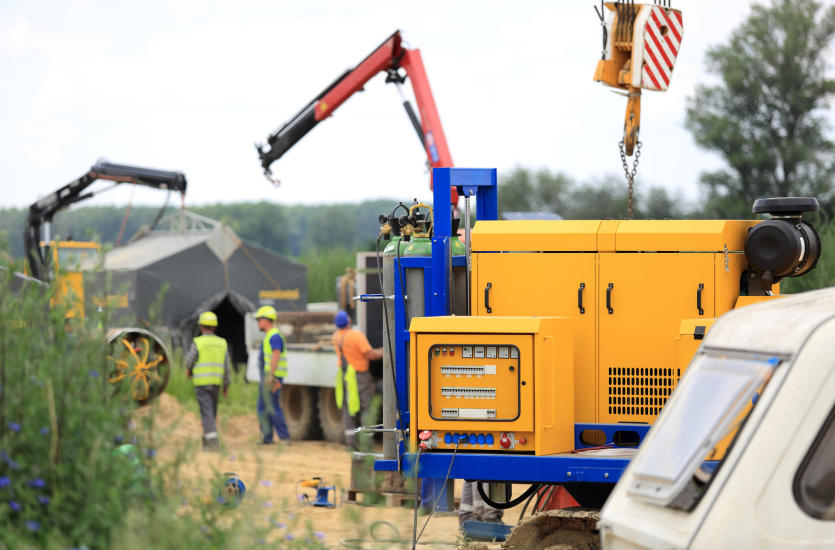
left=375, top=167, right=643, bottom=490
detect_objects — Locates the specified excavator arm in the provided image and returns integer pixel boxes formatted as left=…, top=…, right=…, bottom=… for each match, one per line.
left=255, top=30, right=457, bottom=204
left=24, top=162, right=187, bottom=280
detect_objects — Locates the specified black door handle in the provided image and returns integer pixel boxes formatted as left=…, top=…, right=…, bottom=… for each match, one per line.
left=606, top=283, right=614, bottom=314
left=697, top=283, right=704, bottom=315
left=578, top=283, right=586, bottom=314
left=485, top=282, right=492, bottom=314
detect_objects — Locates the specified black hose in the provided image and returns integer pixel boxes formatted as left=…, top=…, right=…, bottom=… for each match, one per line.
left=476, top=482, right=541, bottom=510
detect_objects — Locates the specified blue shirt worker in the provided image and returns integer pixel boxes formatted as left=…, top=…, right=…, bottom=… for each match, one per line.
left=184, top=311, right=230, bottom=451
left=255, top=305, right=290, bottom=444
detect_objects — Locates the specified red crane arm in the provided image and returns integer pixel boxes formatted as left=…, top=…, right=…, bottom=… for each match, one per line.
left=256, top=30, right=457, bottom=204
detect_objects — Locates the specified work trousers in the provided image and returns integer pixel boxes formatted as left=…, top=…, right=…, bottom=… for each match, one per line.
left=459, top=480, right=503, bottom=525
left=257, top=377, right=290, bottom=442
left=341, top=369, right=375, bottom=449
left=195, top=385, right=220, bottom=449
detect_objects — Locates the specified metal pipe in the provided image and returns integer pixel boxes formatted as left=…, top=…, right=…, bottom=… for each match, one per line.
left=464, top=195, right=471, bottom=316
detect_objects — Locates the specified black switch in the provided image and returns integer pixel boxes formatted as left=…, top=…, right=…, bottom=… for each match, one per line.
left=694, top=326, right=706, bottom=340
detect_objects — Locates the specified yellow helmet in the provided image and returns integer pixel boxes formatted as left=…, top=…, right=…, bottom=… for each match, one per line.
left=198, top=311, right=218, bottom=327
left=255, top=305, right=277, bottom=321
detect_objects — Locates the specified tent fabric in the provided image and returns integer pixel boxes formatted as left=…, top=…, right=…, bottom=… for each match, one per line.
left=87, top=210, right=306, bottom=329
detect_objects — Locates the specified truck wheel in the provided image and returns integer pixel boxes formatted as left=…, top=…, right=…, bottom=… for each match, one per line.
left=280, top=385, right=321, bottom=440
left=318, top=387, right=345, bottom=444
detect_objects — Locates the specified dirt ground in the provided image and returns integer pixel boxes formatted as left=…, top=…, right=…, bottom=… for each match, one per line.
left=141, top=395, right=521, bottom=548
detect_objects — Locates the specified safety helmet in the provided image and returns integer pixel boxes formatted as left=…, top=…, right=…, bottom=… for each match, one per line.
left=334, top=310, right=350, bottom=328
left=255, top=305, right=277, bottom=321
left=198, top=311, right=218, bottom=327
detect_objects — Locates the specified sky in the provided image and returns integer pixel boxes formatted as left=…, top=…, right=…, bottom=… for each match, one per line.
left=1, top=0, right=832, bottom=211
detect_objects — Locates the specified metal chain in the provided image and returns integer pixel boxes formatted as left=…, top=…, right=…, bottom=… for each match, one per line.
left=618, top=140, right=642, bottom=219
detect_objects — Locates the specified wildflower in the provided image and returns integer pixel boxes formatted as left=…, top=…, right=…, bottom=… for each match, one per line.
left=40, top=427, right=49, bottom=435
left=314, top=531, right=326, bottom=541
left=37, top=495, right=49, bottom=506
left=89, top=370, right=99, bottom=378
left=0, top=451, right=20, bottom=470
left=285, top=534, right=295, bottom=541
left=262, top=501, right=273, bottom=508
left=8, top=500, right=20, bottom=511
left=7, top=422, right=20, bottom=433
left=25, top=520, right=40, bottom=531
left=0, top=476, right=10, bottom=488
left=272, top=520, right=286, bottom=528
left=260, top=480, right=272, bottom=487
left=28, top=478, right=45, bottom=489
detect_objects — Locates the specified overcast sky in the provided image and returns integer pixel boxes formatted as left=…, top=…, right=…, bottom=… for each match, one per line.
left=1, top=0, right=832, bottom=211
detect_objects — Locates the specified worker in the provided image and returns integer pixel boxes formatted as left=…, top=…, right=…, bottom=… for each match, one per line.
left=184, top=311, right=230, bottom=451
left=332, top=310, right=382, bottom=449
left=255, top=305, right=290, bottom=445
left=459, top=481, right=503, bottom=526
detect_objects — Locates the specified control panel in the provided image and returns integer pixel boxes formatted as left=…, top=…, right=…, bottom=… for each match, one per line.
left=410, top=316, right=574, bottom=456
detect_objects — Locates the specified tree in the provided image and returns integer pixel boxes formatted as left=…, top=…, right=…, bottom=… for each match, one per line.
left=686, top=0, right=835, bottom=218
left=498, top=166, right=574, bottom=216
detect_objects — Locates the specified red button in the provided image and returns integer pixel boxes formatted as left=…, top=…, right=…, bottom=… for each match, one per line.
left=519, top=437, right=527, bottom=445
left=499, top=433, right=511, bottom=449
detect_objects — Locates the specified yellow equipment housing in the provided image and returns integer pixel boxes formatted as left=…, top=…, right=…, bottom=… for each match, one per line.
left=410, top=316, right=574, bottom=456
left=46, top=240, right=100, bottom=319
left=410, top=219, right=784, bottom=455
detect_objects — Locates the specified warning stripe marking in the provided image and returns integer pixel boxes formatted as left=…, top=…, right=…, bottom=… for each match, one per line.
left=640, top=6, right=682, bottom=91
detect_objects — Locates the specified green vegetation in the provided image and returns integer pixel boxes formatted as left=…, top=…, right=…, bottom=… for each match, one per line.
left=0, top=267, right=324, bottom=548
left=686, top=0, right=835, bottom=218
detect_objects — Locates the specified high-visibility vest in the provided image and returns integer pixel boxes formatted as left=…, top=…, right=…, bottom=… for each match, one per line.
left=263, top=327, right=288, bottom=378
left=334, top=332, right=360, bottom=415
left=193, top=334, right=227, bottom=387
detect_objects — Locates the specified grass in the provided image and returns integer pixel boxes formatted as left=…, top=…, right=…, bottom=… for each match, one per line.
left=165, top=359, right=259, bottom=418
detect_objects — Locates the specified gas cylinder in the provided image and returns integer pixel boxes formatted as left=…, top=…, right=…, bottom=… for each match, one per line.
left=381, top=232, right=408, bottom=459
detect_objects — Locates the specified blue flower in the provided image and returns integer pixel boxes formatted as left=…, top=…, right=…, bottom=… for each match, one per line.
left=0, top=451, right=20, bottom=470
left=40, top=427, right=49, bottom=435
left=272, top=520, right=286, bottom=528
left=37, top=495, right=49, bottom=506
left=28, top=478, right=45, bottom=489
left=285, top=534, right=294, bottom=541
left=314, top=531, right=326, bottom=541
left=7, top=422, right=20, bottom=433
left=262, top=501, right=273, bottom=508
left=260, top=480, right=272, bottom=487
left=8, top=500, right=20, bottom=511
left=25, top=520, right=40, bottom=531
left=0, top=476, right=10, bottom=488
left=89, top=370, right=99, bottom=378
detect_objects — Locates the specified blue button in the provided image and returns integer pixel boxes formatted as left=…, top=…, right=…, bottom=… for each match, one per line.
left=468, top=434, right=477, bottom=444
left=444, top=433, right=452, bottom=445
left=486, top=434, right=494, bottom=445
left=477, top=434, right=485, bottom=444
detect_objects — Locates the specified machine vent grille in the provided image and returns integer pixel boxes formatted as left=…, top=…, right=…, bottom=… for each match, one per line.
left=606, top=367, right=681, bottom=417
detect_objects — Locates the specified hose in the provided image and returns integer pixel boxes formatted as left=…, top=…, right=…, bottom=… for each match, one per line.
left=476, top=482, right=541, bottom=510
left=414, top=439, right=461, bottom=545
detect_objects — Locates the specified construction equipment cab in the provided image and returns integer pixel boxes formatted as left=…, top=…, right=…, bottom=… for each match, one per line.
left=24, top=161, right=187, bottom=316
left=599, top=287, right=835, bottom=548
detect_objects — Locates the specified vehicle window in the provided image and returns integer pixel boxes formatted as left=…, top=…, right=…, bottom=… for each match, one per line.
left=627, top=354, right=777, bottom=510
left=57, top=247, right=97, bottom=269
left=794, top=404, right=835, bottom=520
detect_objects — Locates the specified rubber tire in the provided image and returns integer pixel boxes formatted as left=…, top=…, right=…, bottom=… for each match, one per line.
left=318, top=387, right=345, bottom=444
left=279, top=385, right=321, bottom=440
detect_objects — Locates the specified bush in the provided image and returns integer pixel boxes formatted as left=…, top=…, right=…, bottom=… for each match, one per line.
left=0, top=268, right=143, bottom=547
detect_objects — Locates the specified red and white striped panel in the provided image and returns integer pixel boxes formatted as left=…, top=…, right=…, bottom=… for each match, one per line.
left=635, top=6, right=683, bottom=92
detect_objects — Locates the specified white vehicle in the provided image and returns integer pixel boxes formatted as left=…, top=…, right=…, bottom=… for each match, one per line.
left=599, top=287, right=835, bottom=549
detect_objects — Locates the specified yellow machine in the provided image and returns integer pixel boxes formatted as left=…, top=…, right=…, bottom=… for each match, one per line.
left=410, top=316, right=574, bottom=456
left=46, top=240, right=101, bottom=318
left=410, top=207, right=821, bottom=454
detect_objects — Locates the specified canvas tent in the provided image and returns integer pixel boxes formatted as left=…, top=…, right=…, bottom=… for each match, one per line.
left=86, top=210, right=306, bottom=363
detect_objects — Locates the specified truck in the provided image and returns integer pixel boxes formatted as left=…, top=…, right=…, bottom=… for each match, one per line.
left=598, top=287, right=835, bottom=548
left=252, top=30, right=458, bottom=443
